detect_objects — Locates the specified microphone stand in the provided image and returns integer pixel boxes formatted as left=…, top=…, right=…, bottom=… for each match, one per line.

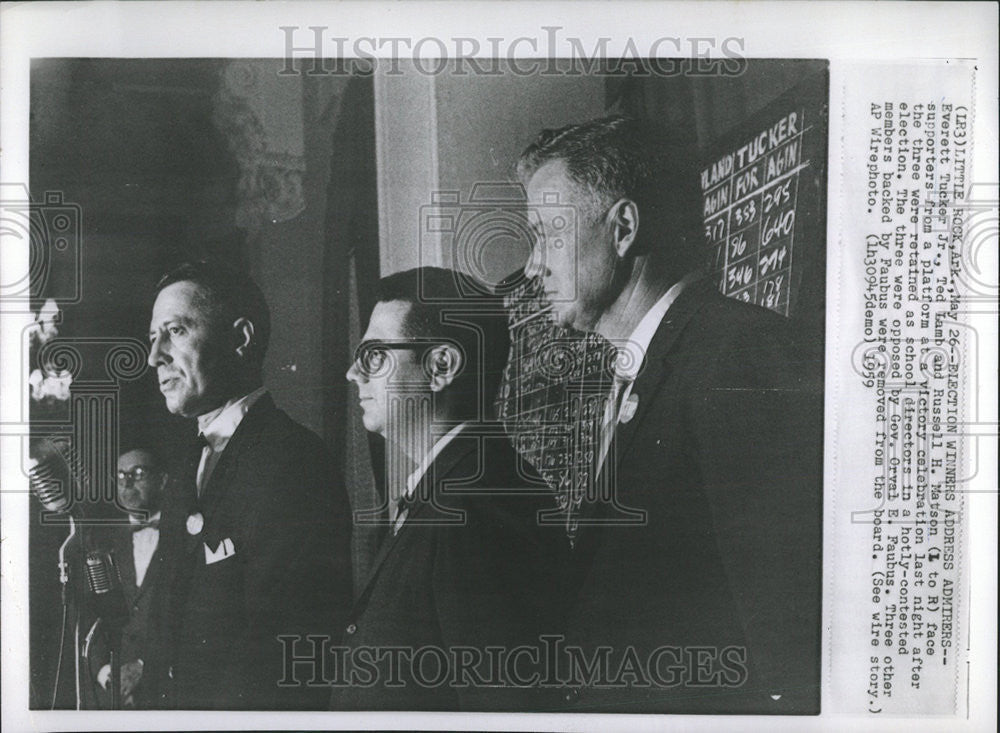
left=56, top=515, right=84, bottom=710
left=108, top=625, right=123, bottom=710
left=86, top=549, right=128, bottom=710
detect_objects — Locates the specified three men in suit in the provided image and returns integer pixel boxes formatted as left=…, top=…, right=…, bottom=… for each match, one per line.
left=332, top=267, right=570, bottom=711
left=518, top=116, right=823, bottom=713
left=143, top=260, right=352, bottom=709
left=88, top=447, right=168, bottom=708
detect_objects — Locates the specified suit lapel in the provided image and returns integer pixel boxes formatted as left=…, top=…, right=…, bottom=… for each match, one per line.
left=111, top=525, right=139, bottom=606
left=175, top=436, right=205, bottom=558
left=611, top=277, right=716, bottom=465
left=197, top=394, right=276, bottom=524
left=353, top=435, right=478, bottom=610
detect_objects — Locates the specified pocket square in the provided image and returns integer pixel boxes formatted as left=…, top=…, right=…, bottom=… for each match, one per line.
left=204, top=537, right=236, bottom=565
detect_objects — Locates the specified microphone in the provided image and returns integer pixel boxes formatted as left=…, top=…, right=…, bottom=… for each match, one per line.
left=28, top=436, right=79, bottom=516
left=86, top=550, right=128, bottom=710
left=85, top=550, right=127, bottom=625
left=28, top=459, right=74, bottom=514
left=28, top=437, right=83, bottom=594
left=85, top=551, right=115, bottom=594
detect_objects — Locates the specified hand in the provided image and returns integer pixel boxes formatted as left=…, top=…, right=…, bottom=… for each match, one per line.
left=97, top=663, right=111, bottom=690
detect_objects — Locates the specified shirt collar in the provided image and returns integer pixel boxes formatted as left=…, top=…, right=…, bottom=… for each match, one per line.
left=197, top=386, right=268, bottom=453
left=405, top=422, right=469, bottom=498
left=128, top=510, right=161, bottom=528
left=614, top=271, right=701, bottom=382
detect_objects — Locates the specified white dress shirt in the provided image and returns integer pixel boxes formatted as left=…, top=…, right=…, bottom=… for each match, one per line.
left=128, top=511, right=161, bottom=587
left=394, top=422, right=469, bottom=533
left=597, top=271, right=701, bottom=473
left=195, top=386, right=268, bottom=495
left=98, top=509, right=161, bottom=690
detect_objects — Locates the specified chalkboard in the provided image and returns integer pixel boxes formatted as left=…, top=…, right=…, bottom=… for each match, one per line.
left=700, top=71, right=829, bottom=318
left=497, top=70, right=829, bottom=536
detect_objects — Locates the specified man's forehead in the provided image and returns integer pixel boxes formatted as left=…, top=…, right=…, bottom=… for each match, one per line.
left=526, top=159, right=575, bottom=203
left=119, top=449, right=157, bottom=469
left=364, top=300, right=412, bottom=339
left=150, top=280, right=214, bottom=325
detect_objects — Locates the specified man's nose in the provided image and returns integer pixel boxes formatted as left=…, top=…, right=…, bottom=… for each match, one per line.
left=346, top=360, right=362, bottom=384
left=147, top=337, right=167, bottom=368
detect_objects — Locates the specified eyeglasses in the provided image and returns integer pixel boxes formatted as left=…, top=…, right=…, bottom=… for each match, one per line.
left=117, top=466, right=159, bottom=484
left=352, top=339, right=433, bottom=379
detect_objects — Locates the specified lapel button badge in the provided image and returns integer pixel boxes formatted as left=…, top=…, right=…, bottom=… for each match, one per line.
left=186, top=512, right=204, bottom=536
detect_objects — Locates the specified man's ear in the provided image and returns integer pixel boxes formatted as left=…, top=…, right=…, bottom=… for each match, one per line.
left=233, top=317, right=255, bottom=359
left=608, top=198, right=640, bottom=258
left=427, top=344, right=463, bottom=393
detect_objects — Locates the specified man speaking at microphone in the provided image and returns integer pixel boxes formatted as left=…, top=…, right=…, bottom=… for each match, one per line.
left=142, top=260, right=352, bottom=709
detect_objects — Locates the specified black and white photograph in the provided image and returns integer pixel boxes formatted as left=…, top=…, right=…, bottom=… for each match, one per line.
left=1, top=3, right=996, bottom=732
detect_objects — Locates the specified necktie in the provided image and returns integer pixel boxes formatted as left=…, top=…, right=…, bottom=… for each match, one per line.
left=393, top=491, right=418, bottom=534
left=596, top=373, right=631, bottom=477
left=195, top=433, right=212, bottom=497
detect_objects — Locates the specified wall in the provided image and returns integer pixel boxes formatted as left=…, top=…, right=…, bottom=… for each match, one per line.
left=374, top=62, right=606, bottom=281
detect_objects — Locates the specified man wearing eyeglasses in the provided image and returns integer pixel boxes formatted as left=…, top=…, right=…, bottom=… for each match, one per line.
left=331, top=266, right=569, bottom=712
left=143, top=260, right=352, bottom=710
left=87, top=447, right=168, bottom=708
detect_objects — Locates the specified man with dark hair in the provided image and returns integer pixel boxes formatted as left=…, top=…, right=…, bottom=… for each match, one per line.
left=332, top=266, right=569, bottom=711
left=143, top=260, right=352, bottom=709
left=518, top=116, right=822, bottom=713
left=86, top=447, right=169, bottom=708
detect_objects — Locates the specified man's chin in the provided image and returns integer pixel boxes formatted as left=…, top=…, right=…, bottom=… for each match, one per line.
left=361, top=416, right=382, bottom=435
left=552, top=307, right=580, bottom=331
left=162, top=399, right=184, bottom=416
left=164, top=397, right=198, bottom=418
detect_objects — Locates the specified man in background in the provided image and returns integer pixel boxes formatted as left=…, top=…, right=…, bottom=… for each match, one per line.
left=87, top=446, right=168, bottom=708
left=518, top=116, right=823, bottom=713
left=332, top=267, right=569, bottom=711
left=143, top=260, right=352, bottom=709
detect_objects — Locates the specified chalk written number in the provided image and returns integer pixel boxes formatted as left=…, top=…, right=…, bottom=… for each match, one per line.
left=762, top=209, right=795, bottom=246
left=727, top=262, right=754, bottom=289
left=762, top=274, right=785, bottom=309
left=763, top=180, right=793, bottom=214
left=733, top=200, right=758, bottom=227
left=759, top=244, right=788, bottom=276
left=728, top=231, right=748, bottom=258
left=704, top=217, right=726, bottom=244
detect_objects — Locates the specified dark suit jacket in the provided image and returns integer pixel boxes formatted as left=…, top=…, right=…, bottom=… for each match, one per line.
left=144, top=394, right=353, bottom=710
left=85, top=522, right=164, bottom=708
left=564, top=277, right=823, bottom=714
left=110, top=523, right=164, bottom=666
left=329, top=429, right=571, bottom=712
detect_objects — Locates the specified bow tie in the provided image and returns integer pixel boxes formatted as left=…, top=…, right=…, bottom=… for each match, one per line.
left=131, top=518, right=159, bottom=532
